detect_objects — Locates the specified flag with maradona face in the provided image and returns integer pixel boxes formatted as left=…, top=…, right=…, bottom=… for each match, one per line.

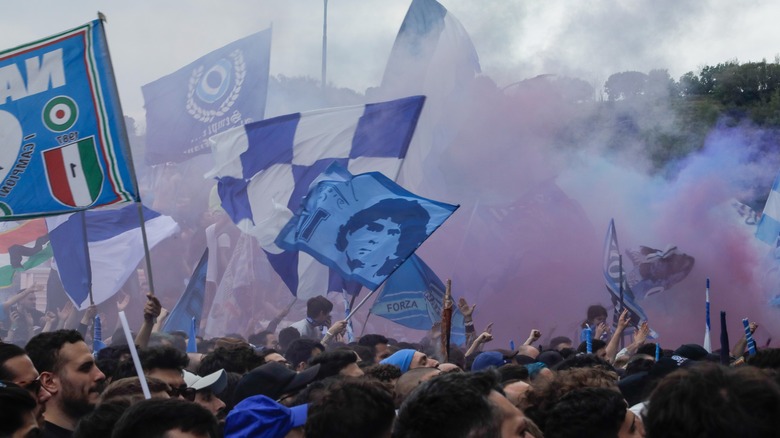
left=142, top=28, right=271, bottom=164
left=0, top=19, right=138, bottom=219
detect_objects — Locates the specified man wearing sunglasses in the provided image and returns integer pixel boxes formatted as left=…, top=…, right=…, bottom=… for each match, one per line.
left=140, top=346, right=189, bottom=398
left=0, top=342, right=52, bottom=427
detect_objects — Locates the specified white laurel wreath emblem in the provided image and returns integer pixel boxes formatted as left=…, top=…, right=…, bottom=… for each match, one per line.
left=186, top=49, right=246, bottom=123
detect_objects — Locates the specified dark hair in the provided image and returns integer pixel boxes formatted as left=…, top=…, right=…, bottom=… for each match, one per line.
left=74, top=399, right=131, bottom=438
left=111, top=398, right=219, bottom=438
left=349, top=345, right=374, bottom=364
left=286, top=339, right=325, bottom=369
left=645, top=364, right=780, bottom=438
left=548, top=336, right=573, bottom=350
left=576, top=339, right=607, bottom=355
left=25, top=329, right=84, bottom=373
left=362, top=364, right=403, bottom=382
left=747, top=348, right=780, bottom=369
left=247, top=330, right=273, bottom=347
left=636, top=342, right=659, bottom=357
left=0, top=343, right=27, bottom=380
left=586, top=305, right=608, bottom=323
left=100, top=377, right=171, bottom=404
left=197, top=346, right=262, bottom=376
left=305, top=296, right=334, bottom=319
left=554, top=353, right=616, bottom=372
left=309, top=350, right=359, bottom=379
left=358, top=334, right=389, bottom=349
left=625, top=355, right=655, bottom=376
left=140, top=346, right=189, bottom=373
left=544, top=387, right=628, bottom=438
left=306, top=379, right=395, bottom=438
left=393, top=371, right=501, bottom=438
left=0, top=381, right=37, bottom=435
left=335, top=198, right=430, bottom=275
left=95, top=345, right=131, bottom=381
left=499, top=364, right=529, bottom=383
left=278, top=327, right=301, bottom=351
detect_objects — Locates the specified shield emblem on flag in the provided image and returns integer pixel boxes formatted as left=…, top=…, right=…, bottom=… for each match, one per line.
left=42, top=137, right=104, bottom=207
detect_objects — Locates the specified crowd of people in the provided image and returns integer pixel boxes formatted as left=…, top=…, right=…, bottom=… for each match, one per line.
left=1, top=290, right=779, bottom=438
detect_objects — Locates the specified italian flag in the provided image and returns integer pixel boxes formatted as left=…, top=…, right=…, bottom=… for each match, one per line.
left=43, top=138, right=103, bottom=207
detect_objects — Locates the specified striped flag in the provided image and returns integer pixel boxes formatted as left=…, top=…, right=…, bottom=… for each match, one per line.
left=207, top=96, right=425, bottom=298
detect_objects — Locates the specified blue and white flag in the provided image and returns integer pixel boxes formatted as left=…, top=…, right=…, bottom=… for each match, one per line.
left=143, top=28, right=271, bottom=164
left=0, top=20, right=137, bottom=218
left=207, top=96, right=426, bottom=298
left=371, top=254, right=465, bottom=344
left=46, top=204, right=179, bottom=310
left=756, top=171, right=780, bottom=244
left=381, top=0, right=480, bottom=95
left=603, top=219, right=657, bottom=337
left=162, top=249, right=208, bottom=334
left=379, top=0, right=480, bottom=189
left=276, top=163, right=458, bottom=290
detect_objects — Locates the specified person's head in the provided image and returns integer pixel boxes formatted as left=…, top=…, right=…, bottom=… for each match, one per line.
left=0, top=342, right=51, bottom=425
left=17, top=289, right=37, bottom=312
left=645, top=363, right=780, bottom=438
left=259, top=349, right=291, bottom=367
left=393, top=370, right=532, bottom=438
left=0, top=381, right=40, bottom=437
left=472, top=351, right=514, bottom=372
left=197, top=346, right=263, bottom=376
left=576, top=339, right=608, bottom=360
left=544, top=387, right=643, bottom=438
left=502, top=380, right=531, bottom=411
left=111, top=398, right=219, bottom=438
left=99, top=376, right=172, bottom=404
left=586, top=305, right=608, bottom=326
left=305, top=296, right=334, bottom=323
left=362, top=363, right=403, bottom=384
left=285, top=339, right=325, bottom=371
left=358, top=334, right=390, bottom=364
left=278, top=327, right=300, bottom=352
left=380, top=349, right=438, bottom=374
left=25, top=329, right=106, bottom=423
left=394, top=366, right=442, bottom=408
left=335, top=198, right=430, bottom=276
left=249, top=331, right=279, bottom=350
left=74, top=400, right=130, bottom=438
left=306, top=379, right=395, bottom=438
left=184, top=370, right=228, bottom=419
left=308, top=350, right=363, bottom=378
left=548, top=336, right=573, bottom=351
left=517, top=345, right=540, bottom=360
left=140, top=346, right=189, bottom=391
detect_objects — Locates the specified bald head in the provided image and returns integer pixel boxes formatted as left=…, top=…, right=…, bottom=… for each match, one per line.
left=394, top=367, right=441, bottom=408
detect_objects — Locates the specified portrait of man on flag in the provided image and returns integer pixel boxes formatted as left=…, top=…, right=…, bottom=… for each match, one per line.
left=277, top=163, right=457, bottom=290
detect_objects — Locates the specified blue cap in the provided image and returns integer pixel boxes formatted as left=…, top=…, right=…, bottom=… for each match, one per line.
left=225, top=395, right=307, bottom=438
left=380, top=349, right=416, bottom=373
left=471, top=351, right=511, bottom=372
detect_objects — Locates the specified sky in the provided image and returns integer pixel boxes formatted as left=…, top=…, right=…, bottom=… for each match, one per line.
left=3, top=1, right=780, bottom=347
left=2, top=1, right=780, bottom=121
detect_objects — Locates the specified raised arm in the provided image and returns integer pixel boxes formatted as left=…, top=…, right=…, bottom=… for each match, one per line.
left=605, top=308, right=630, bottom=363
